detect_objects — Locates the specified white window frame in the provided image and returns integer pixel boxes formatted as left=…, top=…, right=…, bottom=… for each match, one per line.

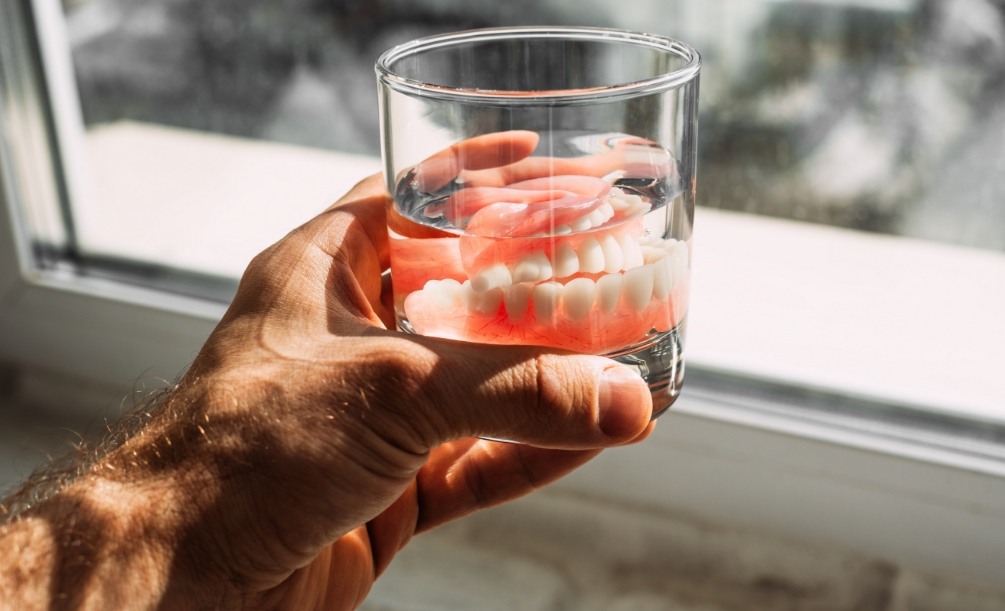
left=2, top=0, right=1003, bottom=592
left=0, top=0, right=223, bottom=392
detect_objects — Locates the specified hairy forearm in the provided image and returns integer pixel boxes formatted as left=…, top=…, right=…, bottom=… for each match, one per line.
left=0, top=382, right=237, bottom=609
left=0, top=334, right=442, bottom=609
left=0, top=477, right=176, bottom=609
left=0, top=365, right=369, bottom=610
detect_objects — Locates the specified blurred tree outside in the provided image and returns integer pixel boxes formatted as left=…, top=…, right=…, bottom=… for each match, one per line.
left=63, top=0, right=1005, bottom=250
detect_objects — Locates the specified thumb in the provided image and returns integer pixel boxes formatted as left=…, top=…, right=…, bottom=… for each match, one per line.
left=385, top=336, right=654, bottom=449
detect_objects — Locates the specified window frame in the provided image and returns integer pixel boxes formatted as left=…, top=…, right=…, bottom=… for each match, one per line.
left=2, top=0, right=1004, bottom=592
left=0, top=0, right=223, bottom=389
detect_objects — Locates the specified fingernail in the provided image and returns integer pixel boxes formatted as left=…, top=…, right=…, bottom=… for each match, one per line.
left=598, top=366, right=650, bottom=437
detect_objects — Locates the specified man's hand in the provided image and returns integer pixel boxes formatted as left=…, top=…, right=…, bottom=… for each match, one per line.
left=0, top=134, right=653, bottom=610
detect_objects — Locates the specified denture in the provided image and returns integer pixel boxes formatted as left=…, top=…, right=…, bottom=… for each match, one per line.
left=390, top=173, right=689, bottom=353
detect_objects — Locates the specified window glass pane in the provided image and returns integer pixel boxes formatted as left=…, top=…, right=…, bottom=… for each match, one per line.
left=62, top=0, right=1005, bottom=253
left=22, top=0, right=1005, bottom=419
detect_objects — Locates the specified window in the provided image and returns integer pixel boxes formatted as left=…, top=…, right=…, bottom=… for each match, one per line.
left=2, top=0, right=1004, bottom=589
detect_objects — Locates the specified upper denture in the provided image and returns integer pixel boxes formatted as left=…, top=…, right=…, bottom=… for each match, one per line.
left=435, top=175, right=613, bottom=235
left=459, top=186, right=651, bottom=278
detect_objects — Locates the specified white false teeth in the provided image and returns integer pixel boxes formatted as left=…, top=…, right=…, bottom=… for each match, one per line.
left=553, top=242, right=580, bottom=278
left=420, top=242, right=686, bottom=324
left=622, top=265, right=655, bottom=312
left=512, top=252, right=553, bottom=283
left=470, top=263, right=512, bottom=293
left=532, top=282, right=563, bottom=321
left=577, top=237, right=606, bottom=274
left=562, top=277, right=596, bottom=321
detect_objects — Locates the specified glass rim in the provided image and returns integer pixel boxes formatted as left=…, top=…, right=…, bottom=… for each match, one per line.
left=375, top=26, right=701, bottom=105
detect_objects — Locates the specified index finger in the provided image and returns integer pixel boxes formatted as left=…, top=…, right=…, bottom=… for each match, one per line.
left=411, top=130, right=540, bottom=192
left=320, top=173, right=392, bottom=268
left=460, top=136, right=675, bottom=186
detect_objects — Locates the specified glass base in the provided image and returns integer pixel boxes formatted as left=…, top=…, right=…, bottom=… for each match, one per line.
left=604, top=325, right=685, bottom=418
left=397, top=319, right=686, bottom=420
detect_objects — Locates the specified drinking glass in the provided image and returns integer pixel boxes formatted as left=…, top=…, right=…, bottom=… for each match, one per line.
left=375, top=27, right=700, bottom=416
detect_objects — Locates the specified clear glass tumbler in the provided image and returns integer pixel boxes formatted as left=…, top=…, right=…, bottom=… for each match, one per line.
left=375, top=27, right=700, bottom=416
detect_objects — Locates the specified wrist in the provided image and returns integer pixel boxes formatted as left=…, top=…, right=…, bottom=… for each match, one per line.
left=94, top=372, right=320, bottom=606
left=87, top=379, right=255, bottom=605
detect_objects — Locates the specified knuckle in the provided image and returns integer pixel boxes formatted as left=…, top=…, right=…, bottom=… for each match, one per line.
left=533, top=353, right=592, bottom=415
left=359, top=341, right=448, bottom=448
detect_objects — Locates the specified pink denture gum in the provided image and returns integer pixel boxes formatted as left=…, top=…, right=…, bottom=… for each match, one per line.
left=390, top=172, right=689, bottom=354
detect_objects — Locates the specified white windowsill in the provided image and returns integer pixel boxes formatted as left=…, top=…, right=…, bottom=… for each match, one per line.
left=78, top=121, right=384, bottom=278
